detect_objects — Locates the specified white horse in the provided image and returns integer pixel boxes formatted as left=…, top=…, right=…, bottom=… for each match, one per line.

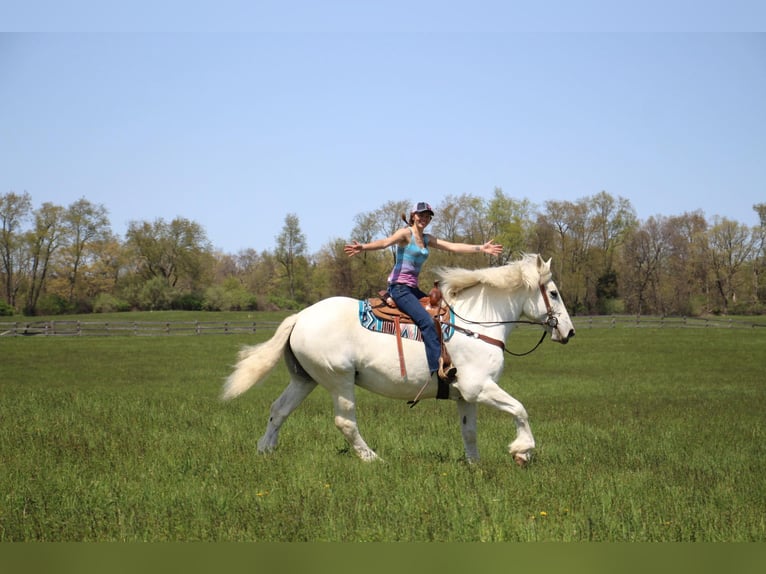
left=222, top=254, right=575, bottom=465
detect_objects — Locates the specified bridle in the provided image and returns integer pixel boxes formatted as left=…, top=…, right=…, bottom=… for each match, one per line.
left=442, top=283, right=560, bottom=357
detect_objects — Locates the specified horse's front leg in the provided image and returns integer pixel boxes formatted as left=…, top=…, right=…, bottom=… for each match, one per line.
left=456, top=399, right=479, bottom=463
left=473, top=382, right=535, bottom=466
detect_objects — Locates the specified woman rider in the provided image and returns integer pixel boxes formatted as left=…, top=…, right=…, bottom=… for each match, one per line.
left=344, top=201, right=503, bottom=384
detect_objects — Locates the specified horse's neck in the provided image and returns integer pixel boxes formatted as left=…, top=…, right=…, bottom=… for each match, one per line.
left=453, top=285, right=521, bottom=335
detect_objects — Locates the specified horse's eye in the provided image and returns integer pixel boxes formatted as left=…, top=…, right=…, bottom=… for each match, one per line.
left=550, top=291, right=559, bottom=300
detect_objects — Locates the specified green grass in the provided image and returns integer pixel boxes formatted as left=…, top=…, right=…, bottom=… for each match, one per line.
left=1, top=322, right=764, bottom=541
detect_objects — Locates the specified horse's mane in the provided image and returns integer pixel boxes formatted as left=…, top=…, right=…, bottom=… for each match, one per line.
left=435, top=253, right=551, bottom=305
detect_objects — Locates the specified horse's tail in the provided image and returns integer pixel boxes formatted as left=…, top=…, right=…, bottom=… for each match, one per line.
left=221, top=313, right=300, bottom=401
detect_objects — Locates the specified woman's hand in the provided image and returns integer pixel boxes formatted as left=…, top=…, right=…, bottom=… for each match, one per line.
left=481, top=240, right=503, bottom=256
left=344, top=241, right=364, bottom=257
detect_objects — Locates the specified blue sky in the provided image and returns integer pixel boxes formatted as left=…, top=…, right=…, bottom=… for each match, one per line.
left=2, top=3, right=765, bottom=254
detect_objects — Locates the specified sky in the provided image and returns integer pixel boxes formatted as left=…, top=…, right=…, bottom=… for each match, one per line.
left=2, top=2, right=765, bottom=255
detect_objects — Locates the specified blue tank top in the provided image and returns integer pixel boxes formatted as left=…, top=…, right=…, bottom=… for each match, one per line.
left=387, top=231, right=429, bottom=288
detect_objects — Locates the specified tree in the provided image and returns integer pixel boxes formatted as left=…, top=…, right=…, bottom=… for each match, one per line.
left=125, top=217, right=212, bottom=292
left=347, top=209, right=393, bottom=298
left=62, top=198, right=110, bottom=306
left=486, top=187, right=533, bottom=264
left=620, top=216, right=671, bottom=314
left=752, top=203, right=766, bottom=306
left=426, top=194, right=492, bottom=274
left=24, top=202, right=65, bottom=315
left=234, top=248, right=279, bottom=299
left=664, top=211, right=708, bottom=315
left=537, top=199, right=586, bottom=312
left=590, top=191, right=637, bottom=272
left=0, top=191, right=32, bottom=308
left=274, top=213, right=308, bottom=302
left=312, top=238, right=356, bottom=300
left=588, top=191, right=637, bottom=312
left=705, top=217, right=757, bottom=314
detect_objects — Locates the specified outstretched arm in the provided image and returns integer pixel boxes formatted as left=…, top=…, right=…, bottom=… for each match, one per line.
left=344, top=228, right=410, bottom=257
left=430, top=237, right=503, bottom=256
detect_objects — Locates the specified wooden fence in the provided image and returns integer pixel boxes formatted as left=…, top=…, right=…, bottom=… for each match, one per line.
left=0, top=320, right=282, bottom=337
left=574, top=315, right=766, bottom=329
left=1, top=315, right=764, bottom=337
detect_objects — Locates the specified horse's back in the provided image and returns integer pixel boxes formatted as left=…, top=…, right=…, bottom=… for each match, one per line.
left=290, top=296, right=365, bottom=366
left=296, top=296, right=360, bottom=328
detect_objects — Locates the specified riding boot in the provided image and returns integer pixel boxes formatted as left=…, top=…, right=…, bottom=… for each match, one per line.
left=407, top=368, right=457, bottom=408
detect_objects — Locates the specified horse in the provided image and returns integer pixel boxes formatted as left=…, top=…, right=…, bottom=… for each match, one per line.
left=221, top=253, right=575, bottom=465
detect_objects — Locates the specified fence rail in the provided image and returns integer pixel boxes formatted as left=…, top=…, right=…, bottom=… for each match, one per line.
left=0, top=320, right=282, bottom=337
left=1, top=315, right=764, bottom=338
left=571, top=315, right=766, bottom=329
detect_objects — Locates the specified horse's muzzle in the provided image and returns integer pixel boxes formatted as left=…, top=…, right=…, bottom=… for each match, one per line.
left=554, top=328, right=575, bottom=344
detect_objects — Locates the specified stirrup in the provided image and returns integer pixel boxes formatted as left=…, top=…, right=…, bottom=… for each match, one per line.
left=437, top=356, right=457, bottom=383
left=438, top=366, right=457, bottom=384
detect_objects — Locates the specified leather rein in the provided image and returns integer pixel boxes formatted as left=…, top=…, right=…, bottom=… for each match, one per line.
left=441, top=283, right=560, bottom=357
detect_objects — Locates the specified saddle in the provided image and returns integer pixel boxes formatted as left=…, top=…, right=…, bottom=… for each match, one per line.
left=368, top=283, right=454, bottom=383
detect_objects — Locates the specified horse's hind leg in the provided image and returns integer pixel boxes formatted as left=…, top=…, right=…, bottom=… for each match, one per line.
left=331, top=386, right=379, bottom=462
left=258, top=377, right=317, bottom=453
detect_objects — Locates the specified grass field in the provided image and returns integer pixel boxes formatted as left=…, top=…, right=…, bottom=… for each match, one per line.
left=1, top=315, right=764, bottom=541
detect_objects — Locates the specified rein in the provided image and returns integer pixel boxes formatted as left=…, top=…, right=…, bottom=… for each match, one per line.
left=443, top=284, right=559, bottom=357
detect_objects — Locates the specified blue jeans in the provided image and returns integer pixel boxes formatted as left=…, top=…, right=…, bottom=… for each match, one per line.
left=389, top=283, right=441, bottom=375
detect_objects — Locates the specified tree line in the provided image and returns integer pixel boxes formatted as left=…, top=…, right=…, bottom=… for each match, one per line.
left=2, top=189, right=764, bottom=317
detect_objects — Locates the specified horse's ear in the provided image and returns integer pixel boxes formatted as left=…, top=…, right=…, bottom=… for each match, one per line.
left=536, top=255, right=552, bottom=278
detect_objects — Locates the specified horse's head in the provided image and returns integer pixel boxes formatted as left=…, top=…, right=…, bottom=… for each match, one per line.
left=523, top=255, right=576, bottom=344
left=436, top=254, right=575, bottom=344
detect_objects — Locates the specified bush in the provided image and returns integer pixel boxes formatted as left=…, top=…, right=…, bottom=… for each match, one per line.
left=203, top=284, right=258, bottom=311
left=0, top=300, right=13, bottom=316
left=171, top=292, right=205, bottom=311
left=35, top=294, right=73, bottom=315
left=268, top=295, right=302, bottom=311
left=138, top=277, right=173, bottom=311
left=93, top=293, right=131, bottom=313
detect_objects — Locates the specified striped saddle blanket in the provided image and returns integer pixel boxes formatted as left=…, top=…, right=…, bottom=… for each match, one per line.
left=358, top=299, right=455, bottom=342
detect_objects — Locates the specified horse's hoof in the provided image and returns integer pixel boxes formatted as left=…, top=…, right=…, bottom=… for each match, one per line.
left=358, top=450, right=380, bottom=462
left=513, top=453, right=529, bottom=467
